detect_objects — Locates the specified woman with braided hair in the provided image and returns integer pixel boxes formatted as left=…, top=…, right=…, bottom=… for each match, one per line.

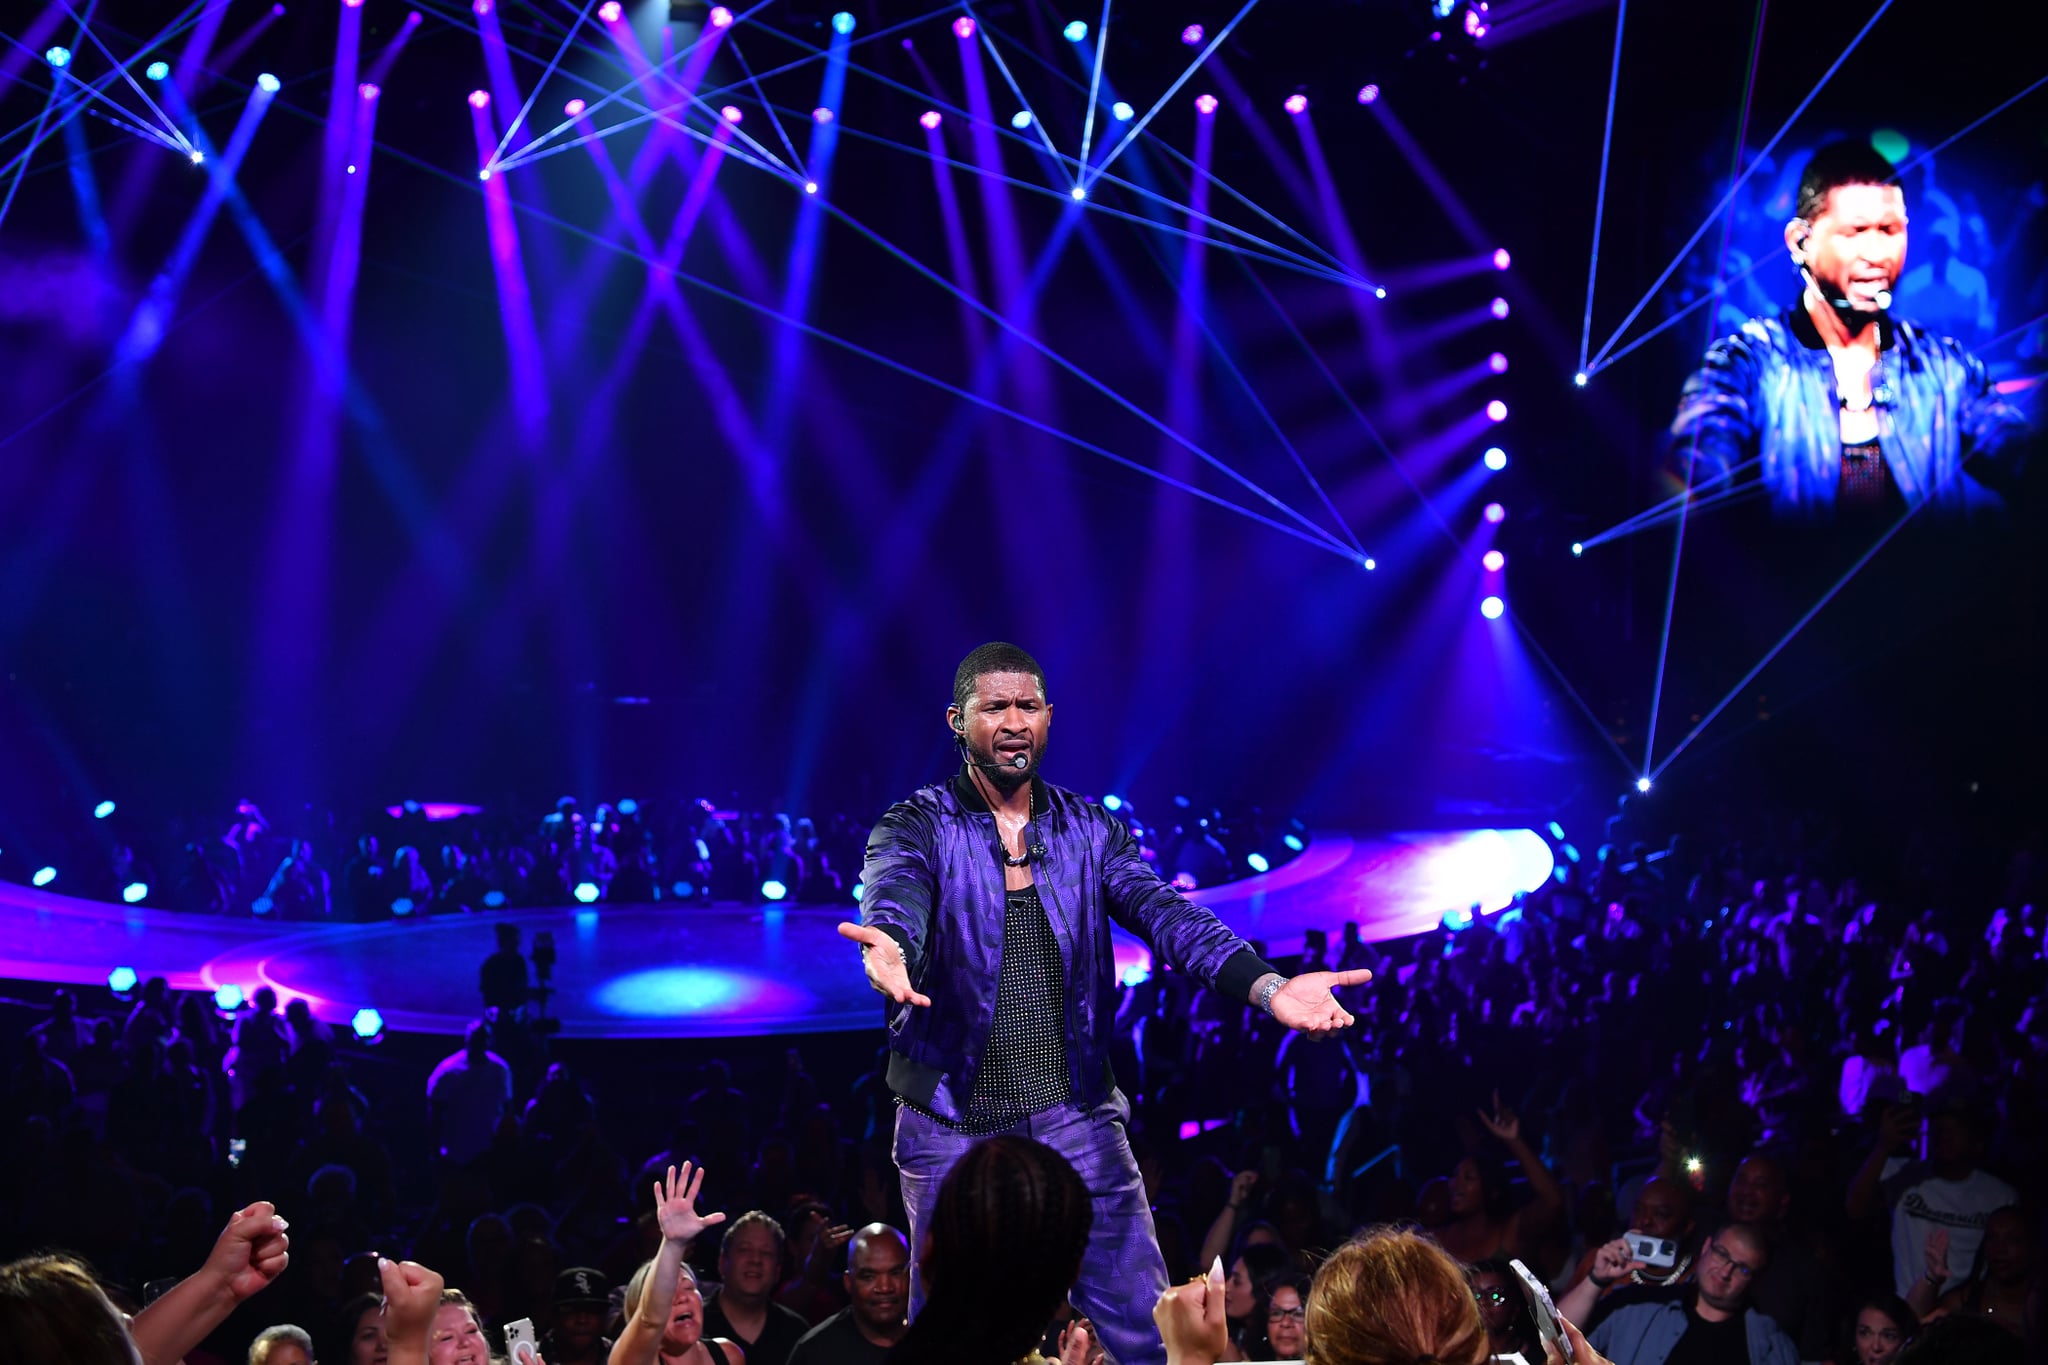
left=883, top=1135, right=1100, bottom=1365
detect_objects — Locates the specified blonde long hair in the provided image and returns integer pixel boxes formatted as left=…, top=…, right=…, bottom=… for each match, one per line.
left=1305, top=1229, right=1490, bottom=1365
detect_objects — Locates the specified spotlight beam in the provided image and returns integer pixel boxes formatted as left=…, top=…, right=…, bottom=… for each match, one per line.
left=1577, top=0, right=1625, bottom=376
left=1895, top=70, right=2048, bottom=177
left=1587, top=0, right=1895, bottom=371
left=1649, top=468, right=1960, bottom=781
left=0, top=0, right=222, bottom=171
left=983, top=24, right=1355, bottom=279
left=58, top=1, right=195, bottom=154
left=1575, top=465, right=1765, bottom=547
left=960, top=1, right=1070, bottom=189
left=1077, top=0, right=1110, bottom=169
left=724, top=34, right=806, bottom=178
left=1641, top=0, right=1767, bottom=781
left=486, top=0, right=601, bottom=168
left=347, top=128, right=1361, bottom=560
left=1085, top=0, right=1259, bottom=190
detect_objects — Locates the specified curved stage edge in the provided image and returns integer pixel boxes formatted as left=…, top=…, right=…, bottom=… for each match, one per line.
left=0, top=830, right=1552, bottom=1039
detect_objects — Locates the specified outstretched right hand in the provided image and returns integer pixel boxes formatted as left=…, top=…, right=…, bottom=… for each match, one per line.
left=836, top=923, right=932, bottom=1008
left=1589, top=1237, right=1647, bottom=1288
left=653, top=1163, right=725, bottom=1246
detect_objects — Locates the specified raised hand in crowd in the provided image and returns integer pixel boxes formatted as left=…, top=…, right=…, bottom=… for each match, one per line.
left=129, top=1201, right=291, bottom=1365
left=379, top=1256, right=448, bottom=1365
left=1557, top=1237, right=1648, bottom=1325
left=1155, top=1257, right=1230, bottom=1365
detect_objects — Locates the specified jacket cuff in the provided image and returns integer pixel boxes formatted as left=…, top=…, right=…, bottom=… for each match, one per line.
left=877, top=924, right=913, bottom=960
left=1215, top=947, right=1280, bottom=1004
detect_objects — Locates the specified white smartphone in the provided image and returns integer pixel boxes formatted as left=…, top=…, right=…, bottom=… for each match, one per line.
left=1509, top=1258, right=1573, bottom=1363
left=1624, top=1230, right=1679, bottom=1269
left=504, top=1318, right=539, bottom=1364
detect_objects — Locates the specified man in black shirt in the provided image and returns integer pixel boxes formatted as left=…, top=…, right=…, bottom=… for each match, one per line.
left=1588, top=1226, right=1797, bottom=1365
left=701, top=1212, right=812, bottom=1365
left=787, top=1225, right=909, bottom=1365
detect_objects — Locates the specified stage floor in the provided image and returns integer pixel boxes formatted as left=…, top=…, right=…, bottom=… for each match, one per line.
left=0, top=830, right=1551, bottom=1038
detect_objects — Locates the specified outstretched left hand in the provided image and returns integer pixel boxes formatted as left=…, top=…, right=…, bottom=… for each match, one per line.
left=1269, top=969, right=1371, bottom=1036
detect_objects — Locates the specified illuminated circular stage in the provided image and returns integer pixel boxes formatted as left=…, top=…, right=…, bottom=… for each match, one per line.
left=0, top=829, right=1551, bottom=1038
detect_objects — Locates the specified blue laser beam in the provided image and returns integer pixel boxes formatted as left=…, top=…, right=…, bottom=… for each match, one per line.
left=1577, top=0, right=1625, bottom=375
left=1588, top=0, right=1895, bottom=371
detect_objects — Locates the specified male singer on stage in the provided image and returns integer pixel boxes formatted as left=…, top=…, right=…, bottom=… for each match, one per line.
left=1671, top=140, right=2030, bottom=520
left=836, top=642, right=1368, bottom=1365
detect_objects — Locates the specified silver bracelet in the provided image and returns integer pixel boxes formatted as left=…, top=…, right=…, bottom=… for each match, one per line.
left=1255, top=976, right=1285, bottom=1014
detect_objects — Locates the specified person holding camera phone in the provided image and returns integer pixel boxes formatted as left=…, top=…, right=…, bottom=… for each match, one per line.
left=1576, top=1226, right=1795, bottom=1365
left=1845, top=1100, right=2015, bottom=1300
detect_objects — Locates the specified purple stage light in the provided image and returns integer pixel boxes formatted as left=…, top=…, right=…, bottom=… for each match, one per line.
left=1481, top=596, right=1505, bottom=620
left=470, top=0, right=488, bottom=12
left=1488, top=352, right=1508, bottom=373
left=1489, top=296, right=1510, bottom=319
left=406, top=10, right=421, bottom=23
left=1483, top=446, right=1507, bottom=471
left=1493, top=248, right=1512, bottom=270
left=813, top=106, right=834, bottom=123
left=709, top=5, right=733, bottom=26
left=805, top=181, right=818, bottom=193
left=1070, top=185, right=1087, bottom=200
left=919, top=109, right=942, bottom=129
left=952, top=16, right=975, bottom=38
left=720, top=105, right=743, bottom=123
left=1483, top=502, right=1506, bottom=524
left=467, top=88, right=490, bottom=109
left=1181, top=23, right=1204, bottom=44
left=565, top=97, right=586, bottom=115
left=1483, top=550, right=1505, bottom=572
left=1486, top=399, right=1508, bottom=422
left=358, top=81, right=379, bottom=99
left=597, top=0, right=621, bottom=19
left=1284, top=94, right=1308, bottom=114
left=1357, top=84, right=1380, bottom=103
left=1465, top=7, right=1482, bottom=34
left=342, top=0, right=363, bottom=7
left=1194, top=92, right=1218, bottom=115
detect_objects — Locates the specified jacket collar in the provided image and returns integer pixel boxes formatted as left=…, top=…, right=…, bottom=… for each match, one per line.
left=1786, top=299, right=1895, bottom=352
left=950, top=765, right=1051, bottom=815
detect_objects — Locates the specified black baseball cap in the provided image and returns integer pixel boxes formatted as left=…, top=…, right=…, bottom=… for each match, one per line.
left=554, top=1267, right=609, bottom=1309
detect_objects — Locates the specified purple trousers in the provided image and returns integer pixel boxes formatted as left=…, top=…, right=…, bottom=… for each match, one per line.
left=892, top=1088, right=1169, bottom=1365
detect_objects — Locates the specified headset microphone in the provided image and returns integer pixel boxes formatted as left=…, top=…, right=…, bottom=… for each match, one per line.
left=1795, top=231, right=1890, bottom=316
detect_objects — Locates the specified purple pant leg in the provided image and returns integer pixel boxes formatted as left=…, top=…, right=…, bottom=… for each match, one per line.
left=890, top=1094, right=1168, bottom=1365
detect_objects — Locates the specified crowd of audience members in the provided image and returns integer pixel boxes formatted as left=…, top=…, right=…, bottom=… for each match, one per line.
left=2, top=800, right=2043, bottom=1365
left=4, top=792, right=1298, bottom=919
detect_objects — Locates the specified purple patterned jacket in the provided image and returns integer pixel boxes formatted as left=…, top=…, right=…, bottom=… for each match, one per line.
left=859, top=768, right=1274, bottom=1120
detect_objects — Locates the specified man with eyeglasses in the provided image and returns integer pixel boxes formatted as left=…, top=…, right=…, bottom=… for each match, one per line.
left=787, top=1225, right=911, bottom=1365
left=1586, top=1225, right=1797, bottom=1365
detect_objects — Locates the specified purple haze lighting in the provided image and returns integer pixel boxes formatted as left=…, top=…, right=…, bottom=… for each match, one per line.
left=1483, top=502, right=1506, bottom=524
left=1483, top=549, right=1505, bottom=572
left=919, top=109, right=942, bottom=130
left=467, top=88, right=490, bottom=109
left=952, top=16, right=976, bottom=38
left=812, top=106, right=834, bottom=123
left=720, top=105, right=743, bottom=123
left=1181, top=23, right=1204, bottom=44
left=406, top=10, right=421, bottom=22
left=1489, top=296, right=1510, bottom=319
left=597, top=0, right=621, bottom=19
left=1493, top=247, right=1511, bottom=270
left=565, top=97, right=585, bottom=115
left=709, top=5, right=733, bottom=25
left=358, top=82, right=379, bottom=99
left=1465, top=7, right=1482, bottom=34
left=1194, top=92, right=1218, bottom=115
left=1488, top=352, right=1508, bottom=373
left=1358, top=84, right=1380, bottom=103
left=1486, top=399, right=1508, bottom=422
left=1481, top=596, right=1505, bottom=620
left=1284, top=93, right=1308, bottom=114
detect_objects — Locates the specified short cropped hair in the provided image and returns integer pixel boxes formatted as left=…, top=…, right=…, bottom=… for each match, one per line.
left=952, top=643, right=1047, bottom=714
left=721, top=1210, right=787, bottom=1256
left=250, top=1324, right=315, bottom=1365
left=1795, top=140, right=1901, bottom=222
